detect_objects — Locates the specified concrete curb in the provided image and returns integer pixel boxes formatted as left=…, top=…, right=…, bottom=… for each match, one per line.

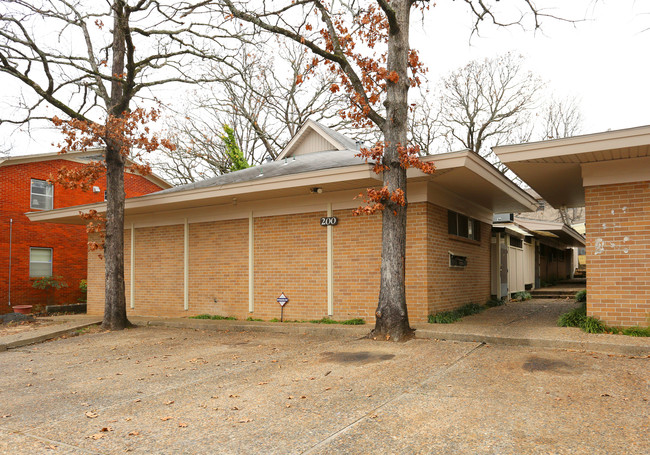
left=134, top=318, right=650, bottom=357
left=0, top=320, right=101, bottom=351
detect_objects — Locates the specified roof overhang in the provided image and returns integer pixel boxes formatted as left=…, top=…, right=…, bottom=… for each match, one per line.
left=26, top=150, right=537, bottom=225
left=414, top=151, right=538, bottom=214
left=493, top=124, right=650, bottom=208
left=515, top=218, right=585, bottom=248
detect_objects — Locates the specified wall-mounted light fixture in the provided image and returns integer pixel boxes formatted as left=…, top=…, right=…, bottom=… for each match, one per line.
left=92, top=186, right=101, bottom=193
left=310, top=187, right=323, bottom=194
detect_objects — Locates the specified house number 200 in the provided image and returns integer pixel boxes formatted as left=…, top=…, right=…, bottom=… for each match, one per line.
left=320, top=216, right=338, bottom=226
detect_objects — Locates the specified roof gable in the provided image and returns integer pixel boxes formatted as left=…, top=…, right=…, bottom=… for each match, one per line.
left=276, top=120, right=357, bottom=160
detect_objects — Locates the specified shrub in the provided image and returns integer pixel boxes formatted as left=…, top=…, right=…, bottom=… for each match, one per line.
left=514, top=291, right=532, bottom=301
left=557, top=302, right=587, bottom=327
left=575, top=289, right=587, bottom=302
left=580, top=316, right=606, bottom=334
left=78, top=279, right=88, bottom=303
left=32, top=276, right=68, bottom=290
left=246, top=317, right=264, bottom=322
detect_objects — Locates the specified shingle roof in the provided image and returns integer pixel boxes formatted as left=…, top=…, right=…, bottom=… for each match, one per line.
left=156, top=149, right=368, bottom=194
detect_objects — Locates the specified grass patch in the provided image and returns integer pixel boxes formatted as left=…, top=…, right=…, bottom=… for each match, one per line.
left=189, top=314, right=237, bottom=320
left=575, top=289, right=587, bottom=303
left=308, top=317, right=365, bottom=325
left=245, top=317, right=264, bottom=322
left=485, top=297, right=505, bottom=308
left=621, top=326, right=650, bottom=337
left=428, top=303, right=485, bottom=324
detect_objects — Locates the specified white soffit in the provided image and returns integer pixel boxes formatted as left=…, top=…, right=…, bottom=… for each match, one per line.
left=493, top=124, right=650, bottom=208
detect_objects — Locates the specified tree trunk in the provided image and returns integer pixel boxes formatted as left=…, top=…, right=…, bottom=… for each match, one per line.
left=102, top=144, right=129, bottom=330
left=102, top=0, right=130, bottom=330
left=370, top=0, right=414, bottom=342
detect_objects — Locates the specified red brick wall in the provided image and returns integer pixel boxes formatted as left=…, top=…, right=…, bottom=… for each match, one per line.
left=585, top=181, right=650, bottom=327
left=87, top=201, right=492, bottom=324
left=0, top=158, right=164, bottom=314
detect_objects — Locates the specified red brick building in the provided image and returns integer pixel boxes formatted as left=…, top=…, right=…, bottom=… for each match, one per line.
left=0, top=150, right=170, bottom=313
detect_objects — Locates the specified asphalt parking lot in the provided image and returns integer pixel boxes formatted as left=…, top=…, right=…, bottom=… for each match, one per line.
left=0, top=326, right=648, bottom=454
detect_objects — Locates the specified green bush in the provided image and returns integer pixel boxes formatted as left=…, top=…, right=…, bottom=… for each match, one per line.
left=32, top=276, right=68, bottom=290
left=557, top=302, right=587, bottom=327
left=575, top=289, right=587, bottom=302
left=514, top=291, right=532, bottom=301
left=580, top=316, right=606, bottom=334
left=246, top=317, right=264, bottom=322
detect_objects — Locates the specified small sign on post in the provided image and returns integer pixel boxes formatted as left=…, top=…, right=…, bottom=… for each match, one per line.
left=277, top=292, right=289, bottom=322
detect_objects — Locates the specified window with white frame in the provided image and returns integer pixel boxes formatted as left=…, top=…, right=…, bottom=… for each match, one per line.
left=30, top=248, right=53, bottom=277
left=30, top=179, right=54, bottom=210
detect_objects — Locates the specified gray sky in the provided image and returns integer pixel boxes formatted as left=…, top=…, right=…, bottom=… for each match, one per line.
left=2, top=0, right=649, bottom=155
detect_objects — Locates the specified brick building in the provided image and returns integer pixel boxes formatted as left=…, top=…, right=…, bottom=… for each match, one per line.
left=29, top=121, right=537, bottom=323
left=495, top=125, right=650, bottom=327
left=1, top=150, right=170, bottom=313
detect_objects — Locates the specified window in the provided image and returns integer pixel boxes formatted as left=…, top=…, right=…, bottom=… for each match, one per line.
left=509, top=237, right=523, bottom=248
left=448, top=210, right=480, bottom=241
left=30, top=248, right=52, bottom=277
left=31, top=179, right=53, bottom=210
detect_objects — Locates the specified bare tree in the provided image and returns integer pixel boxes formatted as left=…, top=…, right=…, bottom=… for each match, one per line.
left=438, top=53, right=544, bottom=158
left=0, top=0, right=234, bottom=329
left=539, top=95, right=583, bottom=140
left=155, top=41, right=377, bottom=184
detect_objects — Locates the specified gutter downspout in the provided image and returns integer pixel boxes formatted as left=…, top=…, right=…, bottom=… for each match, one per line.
left=8, top=219, right=12, bottom=307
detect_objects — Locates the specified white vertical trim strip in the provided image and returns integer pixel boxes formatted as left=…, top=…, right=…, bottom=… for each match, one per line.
left=184, top=217, right=189, bottom=311
left=327, top=203, right=333, bottom=317
left=249, top=211, right=254, bottom=313
left=130, top=223, right=135, bottom=309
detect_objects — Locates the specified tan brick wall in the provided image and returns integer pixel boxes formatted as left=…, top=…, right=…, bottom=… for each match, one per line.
left=188, top=219, right=249, bottom=318
left=87, top=201, right=492, bottom=324
left=427, top=203, right=491, bottom=314
left=253, top=212, right=327, bottom=321
left=585, top=181, right=650, bottom=327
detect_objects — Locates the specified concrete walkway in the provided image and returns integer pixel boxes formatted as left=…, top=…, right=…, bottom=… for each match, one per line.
left=0, top=315, right=101, bottom=351
left=2, top=299, right=648, bottom=356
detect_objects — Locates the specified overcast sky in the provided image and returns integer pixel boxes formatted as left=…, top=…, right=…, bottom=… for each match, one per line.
left=2, top=0, right=649, bottom=155
left=416, top=0, right=650, bottom=133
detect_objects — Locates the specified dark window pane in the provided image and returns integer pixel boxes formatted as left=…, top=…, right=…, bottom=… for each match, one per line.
left=448, top=211, right=457, bottom=235
left=458, top=214, right=469, bottom=238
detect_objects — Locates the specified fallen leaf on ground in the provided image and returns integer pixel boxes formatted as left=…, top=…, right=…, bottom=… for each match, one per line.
left=165, top=401, right=174, bottom=405
left=1, top=415, right=11, bottom=418
left=258, top=382, right=268, bottom=385
left=85, top=411, right=98, bottom=418
left=178, top=422, right=188, bottom=428
left=100, top=427, right=113, bottom=432
left=238, top=419, right=253, bottom=423
left=160, top=416, right=173, bottom=421
left=601, top=393, right=611, bottom=397
left=88, top=433, right=104, bottom=440
left=134, top=399, right=141, bottom=403
left=128, top=431, right=140, bottom=436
